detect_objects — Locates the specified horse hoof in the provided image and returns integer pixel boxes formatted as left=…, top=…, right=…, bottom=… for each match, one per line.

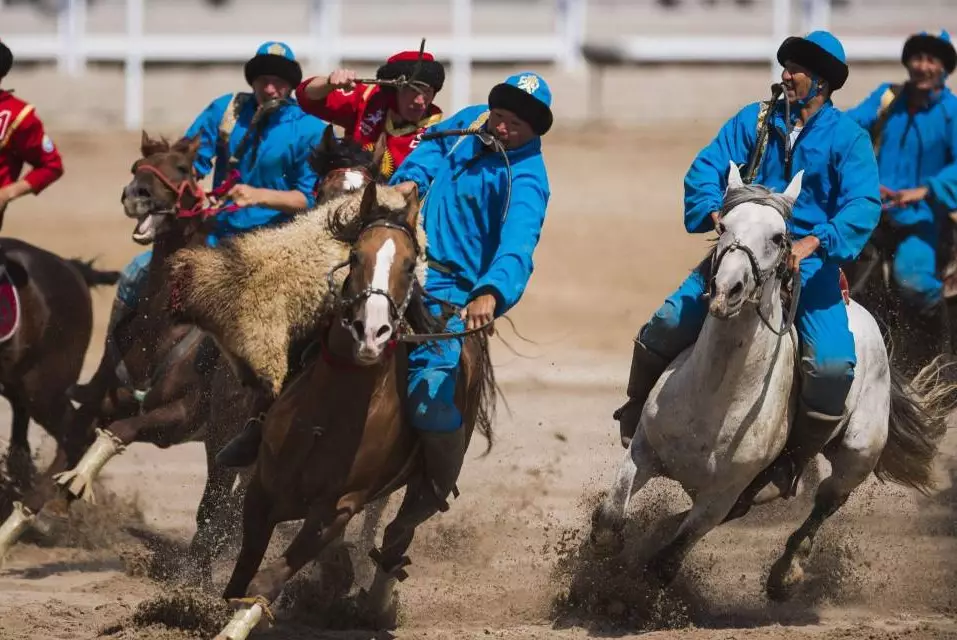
left=589, top=526, right=625, bottom=556
left=358, top=586, right=399, bottom=630
left=766, top=557, right=803, bottom=602
left=32, top=508, right=68, bottom=539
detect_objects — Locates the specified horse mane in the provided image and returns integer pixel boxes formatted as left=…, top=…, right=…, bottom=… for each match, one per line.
left=309, top=136, right=378, bottom=178
left=720, top=183, right=795, bottom=220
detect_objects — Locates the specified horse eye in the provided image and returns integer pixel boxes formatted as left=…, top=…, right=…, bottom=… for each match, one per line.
left=176, top=164, right=190, bottom=175
left=771, top=233, right=786, bottom=246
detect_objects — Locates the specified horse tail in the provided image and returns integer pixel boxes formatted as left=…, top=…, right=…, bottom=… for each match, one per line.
left=469, top=332, right=498, bottom=455
left=68, top=258, right=121, bottom=288
left=876, top=355, right=957, bottom=495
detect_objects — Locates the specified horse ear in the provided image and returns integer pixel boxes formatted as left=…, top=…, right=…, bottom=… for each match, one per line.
left=782, top=170, right=804, bottom=203
left=359, top=182, right=378, bottom=220
left=140, top=131, right=169, bottom=157
left=394, top=181, right=420, bottom=227
left=318, top=125, right=336, bottom=154
left=173, top=134, right=202, bottom=159
left=371, top=132, right=387, bottom=175
left=726, top=160, right=744, bottom=191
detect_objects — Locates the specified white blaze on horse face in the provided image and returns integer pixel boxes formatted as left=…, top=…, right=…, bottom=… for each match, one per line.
left=343, top=170, right=368, bottom=191
left=356, top=238, right=397, bottom=360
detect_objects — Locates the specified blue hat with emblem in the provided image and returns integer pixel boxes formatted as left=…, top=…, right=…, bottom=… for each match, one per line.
left=488, top=72, right=553, bottom=136
left=902, top=30, right=956, bottom=74
left=244, top=41, right=302, bottom=88
left=777, top=30, right=849, bottom=90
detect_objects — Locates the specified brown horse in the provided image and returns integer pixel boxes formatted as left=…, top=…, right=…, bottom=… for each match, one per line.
left=0, top=240, right=119, bottom=485
left=0, top=133, right=255, bottom=585
left=214, top=182, right=496, bottom=639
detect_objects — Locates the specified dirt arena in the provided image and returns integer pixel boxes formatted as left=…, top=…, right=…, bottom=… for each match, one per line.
left=0, top=120, right=956, bottom=640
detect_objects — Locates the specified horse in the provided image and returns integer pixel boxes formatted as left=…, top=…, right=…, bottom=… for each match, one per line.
left=0, top=239, right=119, bottom=486
left=843, top=215, right=957, bottom=378
left=0, top=133, right=256, bottom=586
left=590, top=162, right=954, bottom=602
left=212, top=181, right=496, bottom=640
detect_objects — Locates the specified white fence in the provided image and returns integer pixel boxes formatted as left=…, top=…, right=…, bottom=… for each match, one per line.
left=1, top=0, right=919, bottom=131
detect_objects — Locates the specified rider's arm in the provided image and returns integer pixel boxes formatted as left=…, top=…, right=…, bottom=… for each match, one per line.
left=0, top=112, right=64, bottom=207
left=683, top=104, right=759, bottom=234
left=812, top=129, right=882, bottom=262
left=184, top=94, right=232, bottom=180
left=388, top=122, right=452, bottom=198
left=295, top=77, right=365, bottom=132
left=924, top=113, right=957, bottom=211
left=844, top=83, right=890, bottom=133
left=469, top=171, right=550, bottom=316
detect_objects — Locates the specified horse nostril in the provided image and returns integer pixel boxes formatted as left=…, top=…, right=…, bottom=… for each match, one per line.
left=351, top=320, right=365, bottom=337
left=729, top=281, right=744, bottom=299
left=375, top=324, right=392, bottom=340
left=136, top=187, right=152, bottom=199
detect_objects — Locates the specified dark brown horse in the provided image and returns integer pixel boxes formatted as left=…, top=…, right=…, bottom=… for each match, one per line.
left=0, top=240, right=119, bottom=485
left=214, top=182, right=495, bottom=639
left=0, top=133, right=255, bottom=584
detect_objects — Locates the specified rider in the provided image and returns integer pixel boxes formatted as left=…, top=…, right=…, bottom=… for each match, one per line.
left=295, top=48, right=445, bottom=180
left=846, top=30, right=957, bottom=318
left=0, top=39, right=64, bottom=219
left=388, top=72, right=552, bottom=512
left=70, top=41, right=328, bottom=405
left=614, top=31, right=881, bottom=499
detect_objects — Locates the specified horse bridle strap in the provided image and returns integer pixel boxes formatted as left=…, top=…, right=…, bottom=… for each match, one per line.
left=710, top=234, right=800, bottom=337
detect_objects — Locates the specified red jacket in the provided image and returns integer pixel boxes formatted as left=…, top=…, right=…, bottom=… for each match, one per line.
left=296, top=80, right=442, bottom=179
left=0, top=91, right=64, bottom=193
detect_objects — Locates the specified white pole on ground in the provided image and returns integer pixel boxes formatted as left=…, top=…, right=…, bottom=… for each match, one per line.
left=125, top=0, right=145, bottom=131
left=58, top=0, right=87, bottom=77
left=771, top=0, right=791, bottom=85
left=557, top=0, right=587, bottom=73
left=309, top=0, right=341, bottom=74
left=451, top=0, right=472, bottom=113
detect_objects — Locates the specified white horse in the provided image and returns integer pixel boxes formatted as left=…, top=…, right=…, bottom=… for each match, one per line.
left=591, top=162, right=953, bottom=600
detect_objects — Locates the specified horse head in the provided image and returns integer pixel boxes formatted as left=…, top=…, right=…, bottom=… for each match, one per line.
left=310, top=127, right=386, bottom=203
left=122, top=132, right=206, bottom=246
left=709, top=161, right=803, bottom=319
left=329, top=181, right=425, bottom=365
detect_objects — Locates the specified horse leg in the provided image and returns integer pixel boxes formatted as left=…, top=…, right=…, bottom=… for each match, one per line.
left=352, top=494, right=390, bottom=590
left=184, top=445, right=241, bottom=591
left=4, top=387, right=35, bottom=489
left=766, top=439, right=875, bottom=601
left=222, top=476, right=276, bottom=600
left=53, top=404, right=187, bottom=503
left=590, top=432, right=661, bottom=555
left=645, top=484, right=745, bottom=587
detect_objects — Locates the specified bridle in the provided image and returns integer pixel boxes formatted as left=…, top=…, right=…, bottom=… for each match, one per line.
left=708, top=224, right=801, bottom=336
left=132, top=162, right=240, bottom=220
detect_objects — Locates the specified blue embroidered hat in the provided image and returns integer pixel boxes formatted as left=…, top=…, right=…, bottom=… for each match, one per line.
left=902, top=30, right=956, bottom=74
left=244, top=41, right=302, bottom=88
left=488, top=72, right=553, bottom=135
left=777, top=30, right=849, bottom=90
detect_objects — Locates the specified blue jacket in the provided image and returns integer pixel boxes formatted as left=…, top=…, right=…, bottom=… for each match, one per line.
left=847, top=84, right=957, bottom=226
left=389, top=104, right=550, bottom=315
left=185, top=92, right=328, bottom=242
left=685, top=100, right=881, bottom=263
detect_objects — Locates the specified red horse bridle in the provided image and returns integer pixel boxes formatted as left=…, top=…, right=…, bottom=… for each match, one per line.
left=134, top=163, right=240, bottom=219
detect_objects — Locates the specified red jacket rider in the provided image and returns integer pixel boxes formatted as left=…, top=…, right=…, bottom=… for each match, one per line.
left=296, top=50, right=445, bottom=179
left=0, top=40, right=64, bottom=216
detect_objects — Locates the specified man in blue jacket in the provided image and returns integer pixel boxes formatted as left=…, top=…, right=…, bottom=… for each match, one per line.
left=614, top=31, right=881, bottom=499
left=846, top=30, right=957, bottom=318
left=72, top=41, right=328, bottom=408
left=388, top=72, right=551, bottom=510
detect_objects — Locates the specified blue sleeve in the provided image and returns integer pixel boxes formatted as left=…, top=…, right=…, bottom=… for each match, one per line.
left=683, top=104, right=759, bottom=234
left=810, top=127, right=881, bottom=262
left=184, top=94, right=231, bottom=180
left=390, top=105, right=487, bottom=197
left=845, top=84, right=889, bottom=132
left=926, top=105, right=957, bottom=211
left=470, top=171, right=550, bottom=316
left=290, top=118, right=328, bottom=210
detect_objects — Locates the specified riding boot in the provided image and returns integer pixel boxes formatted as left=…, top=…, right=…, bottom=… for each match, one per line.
left=418, top=428, right=467, bottom=513
left=215, top=413, right=266, bottom=468
left=752, top=401, right=844, bottom=502
left=68, top=299, right=135, bottom=405
left=612, top=339, right=669, bottom=449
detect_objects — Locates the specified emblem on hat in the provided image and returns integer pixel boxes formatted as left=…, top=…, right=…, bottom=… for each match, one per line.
left=517, top=74, right=540, bottom=95
left=268, top=43, right=287, bottom=56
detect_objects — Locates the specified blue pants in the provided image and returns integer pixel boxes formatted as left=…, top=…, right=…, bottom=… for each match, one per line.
left=639, top=255, right=855, bottom=416
left=892, top=221, right=941, bottom=314
left=116, top=250, right=152, bottom=308
left=407, top=273, right=468, bottom=432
